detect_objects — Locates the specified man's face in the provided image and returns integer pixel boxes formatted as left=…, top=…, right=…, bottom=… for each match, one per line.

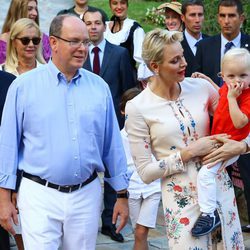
left=217, top=6, right=244, bottom=41
left=84, top=11, right=106, bottom=45
left=51, top=16, right=89, bottom=76
left=181, top=5, right=204, bottom=38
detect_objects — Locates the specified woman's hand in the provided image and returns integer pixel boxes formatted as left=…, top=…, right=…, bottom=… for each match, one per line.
left=202, top=136, right=246, bottom=167
left=181, top=134, right=228, bottom=162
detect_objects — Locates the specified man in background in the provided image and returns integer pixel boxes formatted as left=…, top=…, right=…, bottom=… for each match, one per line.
left=57, top=0, right=108, bottom=21
left=181, top=0, right=208, bottom=77
left=83, top=9, right=135, bottom=242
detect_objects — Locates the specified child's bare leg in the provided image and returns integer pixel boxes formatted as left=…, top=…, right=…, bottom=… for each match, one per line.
left=133, top=224, right=149, bottom=250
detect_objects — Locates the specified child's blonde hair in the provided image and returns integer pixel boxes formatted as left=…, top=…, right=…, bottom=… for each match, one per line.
left=222, top=48, right=250, bottom=71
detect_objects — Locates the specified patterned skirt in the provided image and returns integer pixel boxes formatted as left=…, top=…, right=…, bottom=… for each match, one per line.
left=161, top=161, right=244, bottom=250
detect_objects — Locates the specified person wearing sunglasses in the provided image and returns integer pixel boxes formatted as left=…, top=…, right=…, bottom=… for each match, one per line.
left=0, top=0, right=51, bottom=64
left=1, top=18, right=45, bottom=76
left=0, top=17, right=45, bottom=250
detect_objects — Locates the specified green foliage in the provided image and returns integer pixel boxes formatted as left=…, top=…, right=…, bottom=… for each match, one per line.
left=91, top=0, right=250, bottom=34
left=145, top=7, right=165, bottom=26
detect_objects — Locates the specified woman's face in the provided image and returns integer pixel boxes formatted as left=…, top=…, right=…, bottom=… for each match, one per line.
left=156, top=42, right=187, bottom=83
left=165, top=9, right=182, bottom=31
left=13, top=27, right=40, bottom=61
left=27, top=0, right=38, bottom=21
left=109, top=0, right=128, bottom=19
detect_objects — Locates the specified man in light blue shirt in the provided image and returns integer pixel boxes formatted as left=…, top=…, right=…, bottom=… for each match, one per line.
left=0, top=15, right=129, bottom=250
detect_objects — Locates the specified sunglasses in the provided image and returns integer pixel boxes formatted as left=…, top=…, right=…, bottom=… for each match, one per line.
left=16, top=37, right=41, bottom=45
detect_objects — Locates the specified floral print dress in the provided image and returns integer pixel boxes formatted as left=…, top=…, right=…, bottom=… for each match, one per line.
left=125, top=78, right=244, bottom=250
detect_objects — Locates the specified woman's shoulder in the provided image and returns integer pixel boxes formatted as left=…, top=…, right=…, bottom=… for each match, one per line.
left=127, top=87, right=155, bottom=110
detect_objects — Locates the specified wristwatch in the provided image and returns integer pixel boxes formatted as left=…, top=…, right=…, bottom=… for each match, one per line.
left=117, top=191, right=129, bottom=199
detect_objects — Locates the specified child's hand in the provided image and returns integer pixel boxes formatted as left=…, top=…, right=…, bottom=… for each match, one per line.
left=191, top=72, right=212, bottom=82
left=227, top=81, right=244, bottom=99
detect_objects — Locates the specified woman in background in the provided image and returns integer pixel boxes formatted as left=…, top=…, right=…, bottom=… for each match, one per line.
left=1, top=18, right=45, bottom=75
left=0, top=0, right=50, bottom=64
left=104, top=0, right=151, bottom=83
left=0, top=18, right=46, bottom=250
left=157, top=1, right=183, bottom=31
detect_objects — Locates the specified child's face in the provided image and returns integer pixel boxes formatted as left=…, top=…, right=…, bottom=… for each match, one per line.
left=222, top=59, right=250, bottom=89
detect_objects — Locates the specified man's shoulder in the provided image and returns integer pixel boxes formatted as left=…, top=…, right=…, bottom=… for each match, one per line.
left=79, top=68, right=109, bottom=87
left=105, top=40, right=127, bottom=52
left=57, top=6, right=75, bottom=16
left=241, top=33, right=250, bottom=48
left=198, top=34, right=220, bottom=47
left=0, top=71, right=16, bottom=83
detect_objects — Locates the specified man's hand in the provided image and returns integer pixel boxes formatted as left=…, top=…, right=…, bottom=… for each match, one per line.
left=112, top=198, right=129, bottom=234
left=202, top=136, right=246, bottom=167
left=0, top=188, right=18, bottom=235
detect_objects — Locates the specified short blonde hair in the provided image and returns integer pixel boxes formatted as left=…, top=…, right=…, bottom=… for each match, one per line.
left=6, top=18, right=45, bottom=70
left=142, top=28, right=183, bottom=70
left=222, top=48, right=250, bottom=71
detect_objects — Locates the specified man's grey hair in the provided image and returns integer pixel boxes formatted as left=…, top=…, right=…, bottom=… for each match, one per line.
left=49, top=14, right=70, bottom=37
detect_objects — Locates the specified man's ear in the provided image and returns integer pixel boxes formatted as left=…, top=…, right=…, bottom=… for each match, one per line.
left=181, top=14, right=185, bottom=23
left=49, top=36, right=58, bottom=52
left=239, top=14, right=245, bottom=27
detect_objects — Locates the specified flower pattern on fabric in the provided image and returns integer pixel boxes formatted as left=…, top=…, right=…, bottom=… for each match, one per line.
left=227, top=210, right=236, bottom=228
left=167, top=181, right=196, bottom=208
left=165, top=208, right=190, bottom=243
left=231, top=230, right=244, bottom=250
left=143, top=137, right=150, bottom=149
left=217, top=171, right=233, bottom=191
left=168, top=99, right=199, bottom=146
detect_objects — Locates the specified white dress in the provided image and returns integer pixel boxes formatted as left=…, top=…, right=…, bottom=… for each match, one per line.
left=125, top=78, right=244, bottom=249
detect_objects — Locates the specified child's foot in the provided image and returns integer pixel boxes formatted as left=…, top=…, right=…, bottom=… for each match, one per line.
left=191, top=210, right=221, bottom=237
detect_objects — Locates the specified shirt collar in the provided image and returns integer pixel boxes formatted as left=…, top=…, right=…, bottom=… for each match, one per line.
left=184, top=29, right=202, bottom=48
left=221, top=32, right=241, bottom=49
left=48, top=59, right=82, bottom=86
left=89, top=39, right=106, bottom=53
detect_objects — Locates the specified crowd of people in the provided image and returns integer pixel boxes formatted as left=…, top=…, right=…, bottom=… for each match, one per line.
left=0, top=0, right=249, bottom=250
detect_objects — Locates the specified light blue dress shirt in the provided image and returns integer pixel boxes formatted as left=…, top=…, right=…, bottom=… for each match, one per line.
left=0, top=60, right=129, bottom=191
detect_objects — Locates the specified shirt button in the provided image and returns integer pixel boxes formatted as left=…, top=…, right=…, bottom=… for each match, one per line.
left=74, top=156, right=78, bottom=160
left=74, top=173, right=78, bottom=177
left=72, top=137, right=76, bottom=141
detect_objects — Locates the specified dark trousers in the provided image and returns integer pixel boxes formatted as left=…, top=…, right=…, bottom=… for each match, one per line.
left=0, top=226, right=10, bottom=250
left=238, top=154, right=250, bottom=223
left=101, top=181, right=117, bottom=228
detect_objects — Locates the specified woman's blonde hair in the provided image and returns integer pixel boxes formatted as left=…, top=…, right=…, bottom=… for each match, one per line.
left=142, top=28, right=183, bottom=70
left=2, top=0, right=39, bottom=33
left=221, top=48, right=250, bottom=71
left=5, top=18, right=45, bottom=70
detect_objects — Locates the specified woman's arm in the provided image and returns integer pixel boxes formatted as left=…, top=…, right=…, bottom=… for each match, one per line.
left=125, top=101, right=221, bottom=184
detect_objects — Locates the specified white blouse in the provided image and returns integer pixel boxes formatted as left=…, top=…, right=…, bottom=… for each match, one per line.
left=104, top=18, right=153, bottom=80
